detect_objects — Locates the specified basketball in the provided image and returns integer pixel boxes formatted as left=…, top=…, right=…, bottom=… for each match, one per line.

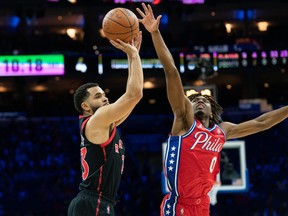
left=102, top=7, right=139, bottom=43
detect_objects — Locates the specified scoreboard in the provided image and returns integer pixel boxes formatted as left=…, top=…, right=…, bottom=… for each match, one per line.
left=180, top=49, right=288, bottom=73
left=0, top=54, right=65, bottom=77
left=0, top=49, right=287, bottom=77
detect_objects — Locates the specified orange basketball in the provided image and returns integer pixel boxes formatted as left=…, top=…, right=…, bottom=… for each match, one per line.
left=102, top=7, right=139, bottom=43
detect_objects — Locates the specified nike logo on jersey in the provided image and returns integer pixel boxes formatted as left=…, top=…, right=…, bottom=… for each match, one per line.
left=106, top=205, right=110, bottom=214
left=190, top=131, right=224, bottom=152
left=80, top=135, right=85, bottom=147
left=115, top=140, right=123, bottom=153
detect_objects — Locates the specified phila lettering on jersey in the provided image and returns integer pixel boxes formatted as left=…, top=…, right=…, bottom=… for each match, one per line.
left=190, top=130, right=224, bottom=152
left=163, top=119, right=226, bottom=199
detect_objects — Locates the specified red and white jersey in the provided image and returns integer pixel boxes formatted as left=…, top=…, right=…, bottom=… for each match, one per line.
left=163, top=119, right=226, bottom=198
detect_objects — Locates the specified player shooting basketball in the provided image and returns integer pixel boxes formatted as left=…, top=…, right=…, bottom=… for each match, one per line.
left=67, top=32, right=143, bottom=216
left=137, top=3, right=288, bottom=216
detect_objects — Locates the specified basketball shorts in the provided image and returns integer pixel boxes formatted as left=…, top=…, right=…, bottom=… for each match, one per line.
left=160, top=193, right=210, bottom=216
left=68, top=190, right=115, bottom=216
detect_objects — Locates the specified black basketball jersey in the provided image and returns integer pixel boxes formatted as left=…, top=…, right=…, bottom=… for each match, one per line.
left=78, top=116, right=125, bottom=202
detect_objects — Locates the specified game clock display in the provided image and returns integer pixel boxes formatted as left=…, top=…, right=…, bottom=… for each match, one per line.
left=0, top=54, right=65, bottom=76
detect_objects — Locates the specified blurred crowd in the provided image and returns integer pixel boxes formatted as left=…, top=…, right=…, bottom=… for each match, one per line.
left=0, top=109, right=287, bottom=216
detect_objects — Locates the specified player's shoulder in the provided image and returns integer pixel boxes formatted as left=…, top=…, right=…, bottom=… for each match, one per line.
left=219, top=121, right=237, bottom=135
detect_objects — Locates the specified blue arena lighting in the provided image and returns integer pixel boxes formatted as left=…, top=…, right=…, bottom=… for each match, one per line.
left=246, top=10, right=255, bottom=20
left=8, top=16, right=20, bottom=27
left=161, top=13, right=168, bottom=25
left=235, top=10, right=245, bottom=20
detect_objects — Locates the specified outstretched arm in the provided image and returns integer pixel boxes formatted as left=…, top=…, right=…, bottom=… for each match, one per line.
left=84, top=33, right=143, bottom=144
left=114, top=31, right=143, bottom=126
left=137, top=3, right=194, bottom=134
left=220, top=106, right=288, bottom=140
left=99, top=35, right=143, bottom=125
left=87, top=34, right=143, bottom=131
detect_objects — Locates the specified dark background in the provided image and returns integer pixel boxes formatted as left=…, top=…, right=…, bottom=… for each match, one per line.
left=0, top=0, right=288, bottom=215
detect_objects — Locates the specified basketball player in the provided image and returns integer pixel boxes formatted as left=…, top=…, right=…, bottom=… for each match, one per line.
left=137, top=3, right=288, bottom=216
left=67, top=33, right=143, bottom=216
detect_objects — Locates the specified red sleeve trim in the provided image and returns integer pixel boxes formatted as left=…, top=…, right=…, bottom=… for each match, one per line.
left=81, top=117, right=91, bottom=131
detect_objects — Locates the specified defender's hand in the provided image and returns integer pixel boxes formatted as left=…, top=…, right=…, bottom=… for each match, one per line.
left=136, top=3, right=162, bottom=33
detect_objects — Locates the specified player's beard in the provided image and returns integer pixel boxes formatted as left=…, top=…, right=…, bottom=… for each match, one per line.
left=90, top=103, right=109, bottom=114
left=90, top=105, right=100, bottom=114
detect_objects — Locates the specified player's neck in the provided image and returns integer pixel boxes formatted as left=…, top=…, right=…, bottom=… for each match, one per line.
left=195, top=117, right=210, bottom=128
left=195, top=113, right=210, bottom=128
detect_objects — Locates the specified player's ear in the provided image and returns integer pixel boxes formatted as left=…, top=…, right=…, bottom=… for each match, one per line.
left=81, top=102, right=90, bottom=112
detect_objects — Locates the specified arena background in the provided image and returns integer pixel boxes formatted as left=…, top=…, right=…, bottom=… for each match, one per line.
left=0, top=0, right=288, bottom=215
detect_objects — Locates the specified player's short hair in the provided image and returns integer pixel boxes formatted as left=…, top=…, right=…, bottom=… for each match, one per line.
left=73, top=83, right=99, bottom=114
left=188, top=93, right=223, bottom=125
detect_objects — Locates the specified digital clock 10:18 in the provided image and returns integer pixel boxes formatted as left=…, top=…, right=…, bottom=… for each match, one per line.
left=0, top=54, right=65, bottom=76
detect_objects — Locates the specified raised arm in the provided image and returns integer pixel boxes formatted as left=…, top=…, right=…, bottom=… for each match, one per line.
left=220, top=105, right=288, bottom=140
left=86, top=34, right=143, bottom=142
left=113, top=31, right=143, bottom=125
left=98, top=35, right=143, bottom=125
left=150, top=30, right=186, bottom=113
left=137, top=4, right=194, bottom=133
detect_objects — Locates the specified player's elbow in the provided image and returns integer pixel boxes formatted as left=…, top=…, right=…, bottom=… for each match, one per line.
left=164, top=65, right=178, bottom=74
left=128, top=90, right=143, bottom=103
left=255, top=117, right=276, bottom=130
left=260, top=121, right=274, bottom=131
left=135, top=91, right=143, bottom=101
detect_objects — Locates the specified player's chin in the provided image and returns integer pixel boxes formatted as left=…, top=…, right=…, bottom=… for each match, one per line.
left=194, top=110, right=206, bottom=116
left=194, top=108, right=204, bottom=113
